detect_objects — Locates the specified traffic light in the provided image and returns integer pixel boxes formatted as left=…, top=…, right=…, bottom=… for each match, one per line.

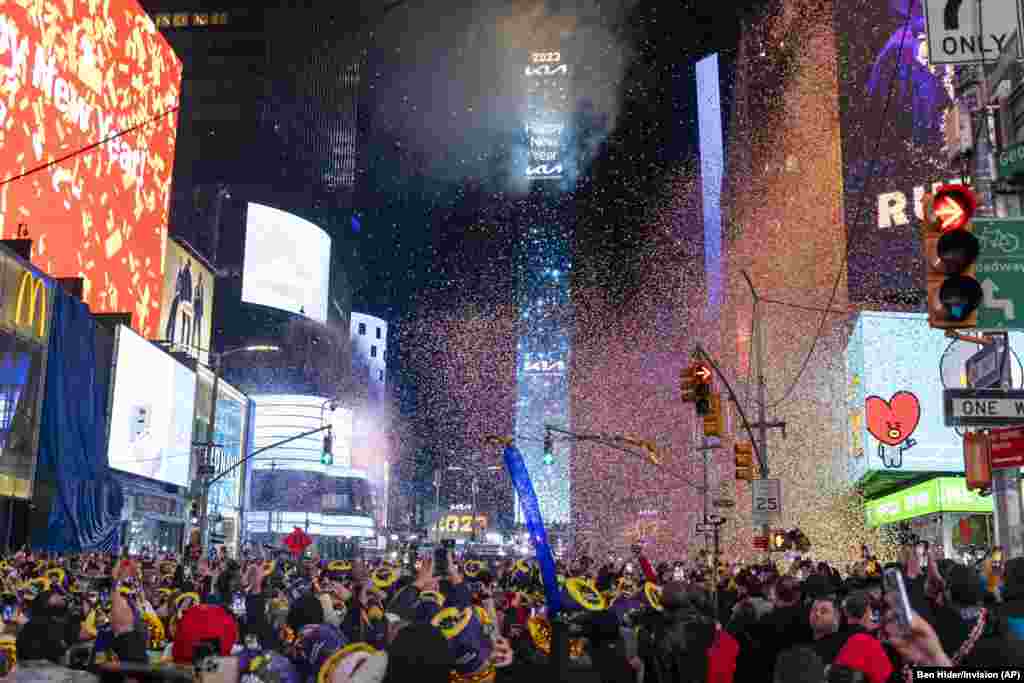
left=321, top=430, right=334, bottom=466
left=963, top=432, right=992, bottom=492
left=682, top=362, right=712, bottom=405
left=702, top=393, right=723, bottom=437
left=734, top=442, right=754, bottom=481
left=543, top=430, right=554, bottom=466
left=922, top=185, right=981, bottom=329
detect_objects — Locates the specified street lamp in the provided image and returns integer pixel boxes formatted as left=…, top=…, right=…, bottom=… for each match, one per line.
left=194, top=344, right=280, bottom=552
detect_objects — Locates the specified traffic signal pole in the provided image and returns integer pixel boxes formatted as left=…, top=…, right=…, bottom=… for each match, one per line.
left=742, top=272, right=787, bottom=558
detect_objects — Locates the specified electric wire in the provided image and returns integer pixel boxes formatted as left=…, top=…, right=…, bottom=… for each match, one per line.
left=763, top=0, right=916, bottom=410
left=0, top=106, right=180, bottom=189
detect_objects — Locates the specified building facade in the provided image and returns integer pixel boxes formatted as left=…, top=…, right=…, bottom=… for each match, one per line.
left=350, top=313, right=391, bottom=529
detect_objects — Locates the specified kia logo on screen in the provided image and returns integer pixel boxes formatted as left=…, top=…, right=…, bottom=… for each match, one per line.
left=524, top=64, right=568, bottom=77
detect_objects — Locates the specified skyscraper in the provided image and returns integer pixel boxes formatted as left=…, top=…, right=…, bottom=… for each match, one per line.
left=515, top=48, right=574, bottom=525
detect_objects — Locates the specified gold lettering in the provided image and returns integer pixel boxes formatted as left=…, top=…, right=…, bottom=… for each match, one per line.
left=14, top=272, right=45, bottom=337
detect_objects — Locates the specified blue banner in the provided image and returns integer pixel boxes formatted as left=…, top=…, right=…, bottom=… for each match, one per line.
left=503, top=445, right=561, bottom=615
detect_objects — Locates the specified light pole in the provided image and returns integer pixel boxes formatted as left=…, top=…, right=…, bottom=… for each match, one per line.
left=196, top=344, right=280, bottom=552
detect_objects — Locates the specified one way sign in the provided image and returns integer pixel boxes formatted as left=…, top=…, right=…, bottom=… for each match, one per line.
left=924, top=0, right=1023, bottom=65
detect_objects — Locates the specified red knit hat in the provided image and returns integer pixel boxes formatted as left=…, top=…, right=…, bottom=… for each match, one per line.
left=171, top=604, right=238, bottom=664
left=834, top=633, right=894, bottom=683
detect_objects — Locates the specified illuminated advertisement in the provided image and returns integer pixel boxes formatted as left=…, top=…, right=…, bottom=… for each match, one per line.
left=0, top=248, right=53, bottom=499
left=108, top=326, right=196, bottom=488
left=159, top=239, right=214, bottom=366
left=0, top=1, right=181, bottom=336
left=697, top=53, right=724, bottom=314
left=249, top=469, right=372, bottom=516
left=242, top=204, right=331, bottom=323
left=836, top=0, right=961, bottom=303
left=515, top=47, right=574, bottom=524
left=847, top=311, right=1024, bottom=477
left=864, top=477, right=991, bottom=527
left=193, top=367, right=247, bottom=513
left=524, top=49, right=570, bottom=180
left=248, top=394, right=352, bottom=472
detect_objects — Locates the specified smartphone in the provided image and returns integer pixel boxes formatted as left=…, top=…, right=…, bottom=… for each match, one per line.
left=673, top=568, right=685, bottom=581
left=625, top=563, right=634, bottom=573
left=883, top=567, right=913, bottom=631
left=231, top=593, right=245, bottom=616
left=434, top=540, right=452, bottom=578
left=1, top=605, right=13, bottom=622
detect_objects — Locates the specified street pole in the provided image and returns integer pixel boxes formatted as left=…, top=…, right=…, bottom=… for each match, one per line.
left=742, top=272, right=787, bottom=559
left=968, top=39, right=1024, bottom=558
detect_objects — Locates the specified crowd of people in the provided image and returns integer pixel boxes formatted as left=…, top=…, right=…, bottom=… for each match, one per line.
left=0, top=541, right=1021, bottom=683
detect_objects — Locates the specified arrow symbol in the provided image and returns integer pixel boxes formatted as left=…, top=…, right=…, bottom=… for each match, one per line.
left=982, top=279, right=1016, bottom=320
left=935, top=197, right=967, bottom=231
left=694, top=364, right=712, bottom=382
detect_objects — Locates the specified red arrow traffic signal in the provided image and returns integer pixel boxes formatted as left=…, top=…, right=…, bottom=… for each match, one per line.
left=693, top=363, right=712, bottom=383
left=930, top=184, right=977, bottom=233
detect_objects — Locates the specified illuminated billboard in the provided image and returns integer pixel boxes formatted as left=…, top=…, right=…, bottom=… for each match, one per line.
left=108, top=326, right=196, bottom=488
left=242, top=204, right=331, bottom=322
left=847, top=311, right=1024, bottom=477
left=836, top=0, right=961, bottom=303
left=514, top=48, right=573, bottom=525
left=864, top=477, right=991, bottom=527
left=524, top=50, right=569, bottom=180
left=159, top=238, right=214, bottom=366
left=0, top=1, right=181, bottom=336
left=249, top=394, right=352, bottom=473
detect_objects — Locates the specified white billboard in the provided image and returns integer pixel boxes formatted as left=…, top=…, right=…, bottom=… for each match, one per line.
left=242, top=203, right=331, bottom=322
left=108, top=326, right=196, bottom=488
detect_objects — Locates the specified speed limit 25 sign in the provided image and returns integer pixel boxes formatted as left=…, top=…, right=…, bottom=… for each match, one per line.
left=751, top=478, right=782, bottom=525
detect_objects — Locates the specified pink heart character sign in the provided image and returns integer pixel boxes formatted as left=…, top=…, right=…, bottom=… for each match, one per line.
left=865, top=391, right=921, bottom=447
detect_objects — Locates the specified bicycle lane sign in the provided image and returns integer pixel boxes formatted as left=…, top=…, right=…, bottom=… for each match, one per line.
left=975, top=218, right=1024, bottom=330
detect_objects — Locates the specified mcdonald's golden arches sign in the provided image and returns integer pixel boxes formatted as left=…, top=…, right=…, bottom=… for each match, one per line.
left=1, top=256, right=52, bottom=343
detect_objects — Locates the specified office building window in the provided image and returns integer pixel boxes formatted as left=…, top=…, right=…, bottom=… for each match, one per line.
left=172, top=12, right=189, bottom=27
left=370, top=345, right=377, bottom=358
left=358, top=323, right=366, bottom=335
left=192, top=13, right=209, bottom=26
left=376, top=327, right=381, bottom=339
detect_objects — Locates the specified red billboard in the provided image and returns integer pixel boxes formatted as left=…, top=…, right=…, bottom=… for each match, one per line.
left=0, top=1, right=182, bottom=336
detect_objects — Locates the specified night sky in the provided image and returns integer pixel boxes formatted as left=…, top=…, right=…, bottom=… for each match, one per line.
left=349, top=0, right=765, bottom=320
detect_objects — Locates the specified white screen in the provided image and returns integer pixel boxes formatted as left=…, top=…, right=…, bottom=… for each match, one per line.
left=242, top=203, right=332, bottom=322
left=108, top=327, right=196, bottom=487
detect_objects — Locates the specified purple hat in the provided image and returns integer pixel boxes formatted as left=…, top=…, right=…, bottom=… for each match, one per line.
left=609, top=596, right=645, bottom=627
left=292, top=623, right=348, bottom=683
left=431, top=607, right=493, bottom=676
left=239, top=652, right=302, bottom=683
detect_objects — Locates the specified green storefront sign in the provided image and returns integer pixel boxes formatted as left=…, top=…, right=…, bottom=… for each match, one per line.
left=997, top=141, right=1024, bottom=180
left=865, top=477, right=992, bottom=527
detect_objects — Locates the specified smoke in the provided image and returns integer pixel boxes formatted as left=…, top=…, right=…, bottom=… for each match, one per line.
left=372, top=0, right=637, bottom=190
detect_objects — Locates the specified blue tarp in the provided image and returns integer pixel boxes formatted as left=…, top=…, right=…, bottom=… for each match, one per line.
left=36, top=288, right=122, bottom=552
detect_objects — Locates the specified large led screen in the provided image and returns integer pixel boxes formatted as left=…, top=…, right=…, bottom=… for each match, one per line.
left=242, top=204, right=331, bottom=322
left=847, top=312, right=1024, bottom=477
left=836, top=0, right=962, bottom=304
left=249, top=394, right=352, bottom=472
left=0, top=1, right=181, bottom=336
left=524, top=50, right=569, bottom=181
left=159, top=239, right=214, bottom=366
left=108, top=326, right=195, bottom=487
